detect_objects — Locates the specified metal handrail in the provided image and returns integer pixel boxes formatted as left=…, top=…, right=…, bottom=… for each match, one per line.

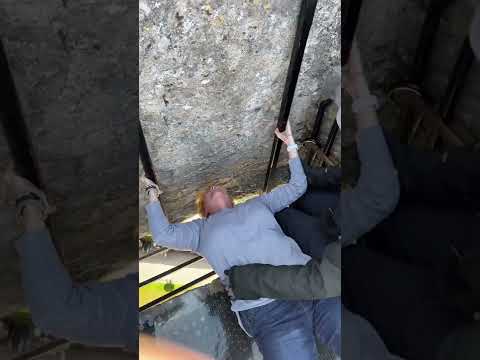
left=341, top=0, right=364, bottom=66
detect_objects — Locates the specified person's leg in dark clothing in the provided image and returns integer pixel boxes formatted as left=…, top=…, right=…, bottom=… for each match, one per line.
left=275, top=208, right=328, bottom=259
left=385, top=133, right=480, bottom=211
left=274, top=187, right=340, bottom=259
left=363, top=202, right=480, bottom=275
left=292, top=189, right=339, bottom=218
left=342, top=245, right=467, bottom=360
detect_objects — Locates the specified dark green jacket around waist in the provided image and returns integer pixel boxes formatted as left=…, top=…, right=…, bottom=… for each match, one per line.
left=227, top=242, right=340, bottom=300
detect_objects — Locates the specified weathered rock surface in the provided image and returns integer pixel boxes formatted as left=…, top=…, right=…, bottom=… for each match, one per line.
left=355, top=0, right=480, bottom=141
left=0, top=124, right=23, bottom=317
left=1, top=1, right=138, bottom=315
left=139, top=0, right=341, bottom=225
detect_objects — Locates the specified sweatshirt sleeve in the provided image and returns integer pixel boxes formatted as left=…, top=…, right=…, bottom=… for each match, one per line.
left=340, top=125, right=400, bottom=245
left=16, top=229, right=138, bottom=352
left=259, top=157, right=308, bottom=213
left=227, top=247, right=341, bottom=301
left=146, top=200, right=203, bottom=252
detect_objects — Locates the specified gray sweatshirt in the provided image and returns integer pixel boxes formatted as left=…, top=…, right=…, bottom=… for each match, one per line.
left=145, top=157, right=310, bottom=312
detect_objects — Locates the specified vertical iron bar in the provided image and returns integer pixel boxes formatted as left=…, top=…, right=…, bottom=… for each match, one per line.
left=312, top=99, right=333, bottom=144
left=341, top=0, right=364, bottom=66
left=0, top=39, right=61, bottom=254
left=308, top=99, right=332, bottom=165
left=263, top=0, right=318, bottom=192
left=139, top=121, right=158, bottom=184
left=0, top=40, right=42, bottom=186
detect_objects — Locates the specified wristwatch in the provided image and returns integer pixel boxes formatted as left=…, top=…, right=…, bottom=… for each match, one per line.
left=352, top=94, right=379, bottom=114
left=287, top=143, right=299, bottom=152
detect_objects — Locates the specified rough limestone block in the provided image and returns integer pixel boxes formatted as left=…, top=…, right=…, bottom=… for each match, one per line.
left=140, top=0, right=340, bottom=224
left=1, top=1, right=138, bottom=313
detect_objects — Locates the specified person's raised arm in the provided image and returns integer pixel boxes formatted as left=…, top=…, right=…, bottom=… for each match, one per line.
left=259, top=122, right=308, bottom=213
left=142, top=177, right=203, bottom=252
left=4, top=173, right=137, bottom=351
left=340, top=41, right=400, bottom=245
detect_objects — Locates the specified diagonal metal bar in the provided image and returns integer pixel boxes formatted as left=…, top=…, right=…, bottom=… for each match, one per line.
left=306, top=99, right=333, bottom=165
left=263, top=0, right=318, bottom=193
left=439, top=38, right=475, bottom=122
left=11, top=339, right=70, bottom=360
left=318, top=121, right=339, bottom=168
left=139, top=255, right=203, bottom=288
left=324, top=122, right=339, bottom=157
left=139, top=271, right=217, bottom=312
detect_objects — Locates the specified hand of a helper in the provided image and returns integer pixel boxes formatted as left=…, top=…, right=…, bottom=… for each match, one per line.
left=274, top=121, right=295, bottom=146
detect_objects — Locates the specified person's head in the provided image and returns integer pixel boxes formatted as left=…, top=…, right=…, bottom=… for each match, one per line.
left=196, top=185, right=234, bottom=218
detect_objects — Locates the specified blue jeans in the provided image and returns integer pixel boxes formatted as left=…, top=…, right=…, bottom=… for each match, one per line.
left=239, top=298, right=341, bottom=360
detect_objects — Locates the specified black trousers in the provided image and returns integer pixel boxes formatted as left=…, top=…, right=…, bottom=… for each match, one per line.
left=342, top=137, right=480, bottom=360
left=274, top=189, right=339, bottom=259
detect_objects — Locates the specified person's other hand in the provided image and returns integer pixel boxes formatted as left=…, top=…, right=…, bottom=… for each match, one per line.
left=140, top=176, right=163, bottom=202
left=1, top=169, right=55, bottom=220
left=275, top=121, right=295, bottom=145
left=342, top=40, right=370, bottom=99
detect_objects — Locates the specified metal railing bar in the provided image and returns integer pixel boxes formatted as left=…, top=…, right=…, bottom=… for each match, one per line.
left=139, top=255, right=204, bottom=288
left=139, top=271, right=217, bottom=312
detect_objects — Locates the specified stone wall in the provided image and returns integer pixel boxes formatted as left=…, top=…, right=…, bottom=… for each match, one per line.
left=139, top=0, right=341, bottom=226
left=0, top=1, right=138, bottom=315
left=355, top=0, right=480, bottom=141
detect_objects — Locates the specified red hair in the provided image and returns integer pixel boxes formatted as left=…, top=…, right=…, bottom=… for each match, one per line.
left=196, top=191, right=208, bottom=218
